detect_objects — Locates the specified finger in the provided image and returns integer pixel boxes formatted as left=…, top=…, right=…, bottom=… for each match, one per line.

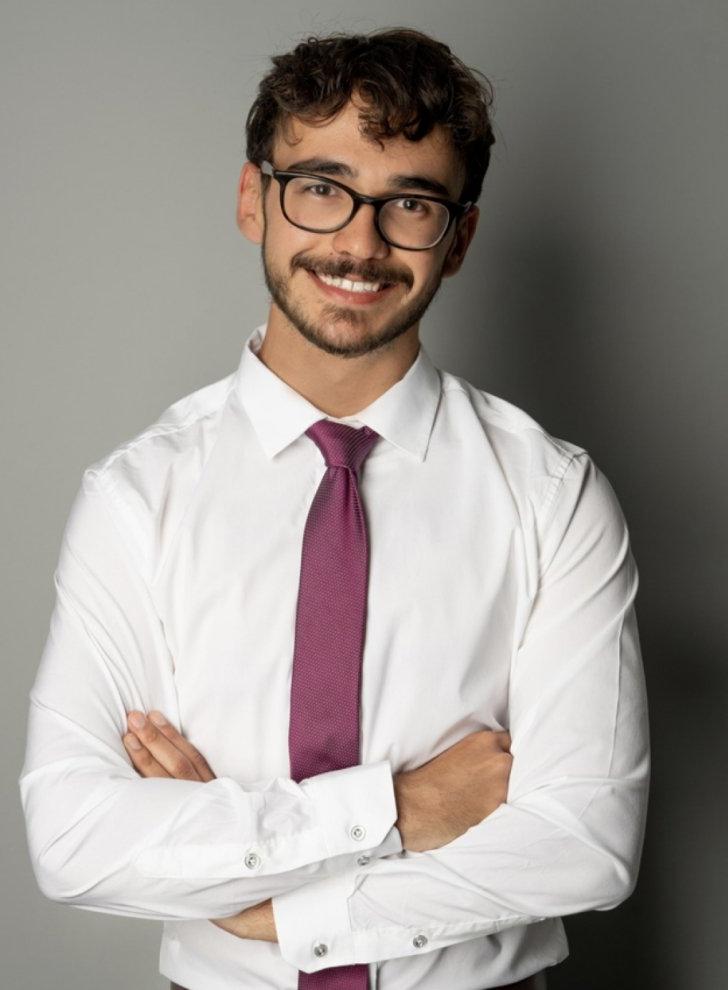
left=147, top=711, right=217, bottom=782
left=122, top=733, right=171, bottom=778
left=127, top=711, right=215, bottom=782
left=127, top=712, right=203, bottom=780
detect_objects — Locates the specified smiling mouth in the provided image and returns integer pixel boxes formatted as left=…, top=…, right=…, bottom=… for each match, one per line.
left=305, top=268, right=398, bottom=303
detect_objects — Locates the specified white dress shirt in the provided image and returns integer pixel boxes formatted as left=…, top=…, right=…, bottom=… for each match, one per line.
left=19, top=321, right=650, bottom=990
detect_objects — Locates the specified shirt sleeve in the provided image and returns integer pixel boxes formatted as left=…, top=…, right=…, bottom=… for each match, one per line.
left=18, top=470, right=403, bottom=922
left=271, top=451, right=650, bottom=973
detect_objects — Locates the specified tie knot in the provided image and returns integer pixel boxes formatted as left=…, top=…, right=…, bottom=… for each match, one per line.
left=305, top=419, right=380, bottom=473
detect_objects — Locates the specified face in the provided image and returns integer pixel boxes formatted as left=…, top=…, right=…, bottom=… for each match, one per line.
left=237, top=96, right=479, bottom=360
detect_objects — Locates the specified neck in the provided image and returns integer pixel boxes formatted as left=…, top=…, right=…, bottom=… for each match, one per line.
left=256, top=308, right=421, bottom=417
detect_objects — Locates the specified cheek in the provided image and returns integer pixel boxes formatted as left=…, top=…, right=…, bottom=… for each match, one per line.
left=411, top=259, right=443, bottom=292
left=269, top=225, right=334, bottom=272
left=263, top=227, right=304, bottom=271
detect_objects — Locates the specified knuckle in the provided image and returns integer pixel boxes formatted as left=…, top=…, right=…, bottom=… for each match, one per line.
left=172, top=758, right=194, bottom=779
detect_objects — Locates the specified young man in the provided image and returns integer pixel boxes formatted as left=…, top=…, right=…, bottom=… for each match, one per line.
left=19, top=27, right=650, bottom=990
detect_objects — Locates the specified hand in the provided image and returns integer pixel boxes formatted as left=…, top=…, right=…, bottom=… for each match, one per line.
left=210, top=898, right=277, bottom=942
left=122, top=709, right=277, bottom=942
left=123, top=709, right=217, bottom=781
left=393, top=728, right=513, bottom=852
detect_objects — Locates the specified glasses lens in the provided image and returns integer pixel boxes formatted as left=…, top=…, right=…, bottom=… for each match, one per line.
left=284, top=177, right=353, bottom=231
left=379, top=198, right=450, bottom=249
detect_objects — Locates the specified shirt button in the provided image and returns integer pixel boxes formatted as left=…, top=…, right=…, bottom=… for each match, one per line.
left=413, top=934, right=428, bottom=949
left=313, top=942, right=328, bottom=958
left=350, top=824, right=366, bottom=841
left=243, top=851, right=261, bottom=870
left=356, top=853, right=371, bottom=866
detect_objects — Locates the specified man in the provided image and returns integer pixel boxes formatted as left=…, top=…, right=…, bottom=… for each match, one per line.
left=18, top=26, right=650, bottom=990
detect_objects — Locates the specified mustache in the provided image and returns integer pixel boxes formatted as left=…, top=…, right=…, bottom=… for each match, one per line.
left=295, top=257, right=412, bottom=287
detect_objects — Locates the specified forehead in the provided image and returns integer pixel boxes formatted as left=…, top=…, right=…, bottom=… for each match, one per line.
left=271, top=98, right=464, bottom=199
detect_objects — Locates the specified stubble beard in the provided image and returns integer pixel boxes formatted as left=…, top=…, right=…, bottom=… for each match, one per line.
left=259, top=230, right=447, bottom=359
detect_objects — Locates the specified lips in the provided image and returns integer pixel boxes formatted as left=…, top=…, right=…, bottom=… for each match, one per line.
left=305, top=268, right=397, bottom=305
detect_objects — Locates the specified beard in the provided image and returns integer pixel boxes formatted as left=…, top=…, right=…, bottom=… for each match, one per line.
left=259, top=225, right=448, bottom=360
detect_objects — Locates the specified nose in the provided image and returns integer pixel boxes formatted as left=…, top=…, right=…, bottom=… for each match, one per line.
left=330, top=203, right=390, bottom=261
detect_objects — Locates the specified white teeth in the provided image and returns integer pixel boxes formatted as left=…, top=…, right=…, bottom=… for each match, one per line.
left=316, top=272, right=384, bottom=293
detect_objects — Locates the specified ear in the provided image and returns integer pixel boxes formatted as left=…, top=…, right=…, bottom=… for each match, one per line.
left=441, top=205, right=480, bottom=278
left=236, top=161, right=266, bottom=243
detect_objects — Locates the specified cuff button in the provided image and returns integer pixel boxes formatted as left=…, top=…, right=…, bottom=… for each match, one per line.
left=313, top=942, right=328, bottom=958
left=350, top=824, right=366, bottom=841
left=244, top=851, right=261, bottom=869
left=356, top=853, right=371, bottom=866
left=413, top=934, right=428, bottom=948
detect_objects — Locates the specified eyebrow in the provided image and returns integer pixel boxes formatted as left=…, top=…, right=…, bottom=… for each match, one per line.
left=282, top=157, right=454, bottom=200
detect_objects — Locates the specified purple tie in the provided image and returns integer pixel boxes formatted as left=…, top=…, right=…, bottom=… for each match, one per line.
left=289, top=419, right=380, bottom=990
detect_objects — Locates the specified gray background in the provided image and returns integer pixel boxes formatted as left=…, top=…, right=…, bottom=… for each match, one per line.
left=2, top=1, right=726, bottom=987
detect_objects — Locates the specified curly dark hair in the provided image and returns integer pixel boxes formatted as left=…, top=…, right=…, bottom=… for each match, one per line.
left=245, top=27, right=496, bottom=206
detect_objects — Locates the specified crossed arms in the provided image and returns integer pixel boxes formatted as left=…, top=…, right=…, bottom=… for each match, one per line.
left=18, top=452, right=650, bottom=973
left=118, top=708, right=514, bottom=942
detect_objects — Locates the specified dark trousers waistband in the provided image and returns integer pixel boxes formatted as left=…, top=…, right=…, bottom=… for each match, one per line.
left=171, top=971, right=546, bottom=990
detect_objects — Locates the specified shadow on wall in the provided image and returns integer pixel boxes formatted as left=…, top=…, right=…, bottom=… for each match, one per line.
left=447, top=209, right=726, bottom=989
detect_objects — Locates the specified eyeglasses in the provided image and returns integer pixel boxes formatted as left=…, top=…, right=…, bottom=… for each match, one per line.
left=259, top=159, right=472, bottom=251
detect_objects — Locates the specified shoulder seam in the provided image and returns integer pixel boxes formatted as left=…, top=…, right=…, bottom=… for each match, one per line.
left=443, top=379, right=585, bottom=454
left=540, top=449, right=587, bottom=522
left=79, top=468, right=152, bottom=591
left=85, top=378, right=235, bottom=485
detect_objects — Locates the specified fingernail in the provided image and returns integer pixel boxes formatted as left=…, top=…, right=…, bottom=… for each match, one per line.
left=149, top=711, right=166, bottom=726
left=125, top=733, right=142, bottom=750
left=128, top=712, right=146, bottom=728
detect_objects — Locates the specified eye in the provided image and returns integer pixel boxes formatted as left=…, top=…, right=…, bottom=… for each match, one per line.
left=303, top=182, right=338, bottom=197
left=398, top=198, right=428, bottom=214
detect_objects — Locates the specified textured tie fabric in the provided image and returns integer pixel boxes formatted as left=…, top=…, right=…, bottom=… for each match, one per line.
left=289, top=419, right=381, bottom=990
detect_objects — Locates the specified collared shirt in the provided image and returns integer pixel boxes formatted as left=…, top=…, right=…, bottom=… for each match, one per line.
left=19, top=321, right=650, bottom=990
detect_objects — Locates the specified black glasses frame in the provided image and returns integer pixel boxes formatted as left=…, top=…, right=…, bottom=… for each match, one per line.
left=259, top=159, right=472, bottom=251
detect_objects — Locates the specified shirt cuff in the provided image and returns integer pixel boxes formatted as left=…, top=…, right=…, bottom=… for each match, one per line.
left=373, top=824, right=404, bottom=858
left=132, top=762, right=400, bottom=883
left=273, top=866, right=358, bottom=972
left=299, top=759, right=400, bottom=860
left=272, top=856, right=434, bottom=973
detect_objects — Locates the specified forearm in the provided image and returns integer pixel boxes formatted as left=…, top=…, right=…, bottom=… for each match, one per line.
left=20, top=696, right=401, bottom=920
left=271, top=747, right=649, bottom=971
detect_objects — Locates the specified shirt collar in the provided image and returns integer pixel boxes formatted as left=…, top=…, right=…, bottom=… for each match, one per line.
left=234, top=322, right=442, bottom=462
